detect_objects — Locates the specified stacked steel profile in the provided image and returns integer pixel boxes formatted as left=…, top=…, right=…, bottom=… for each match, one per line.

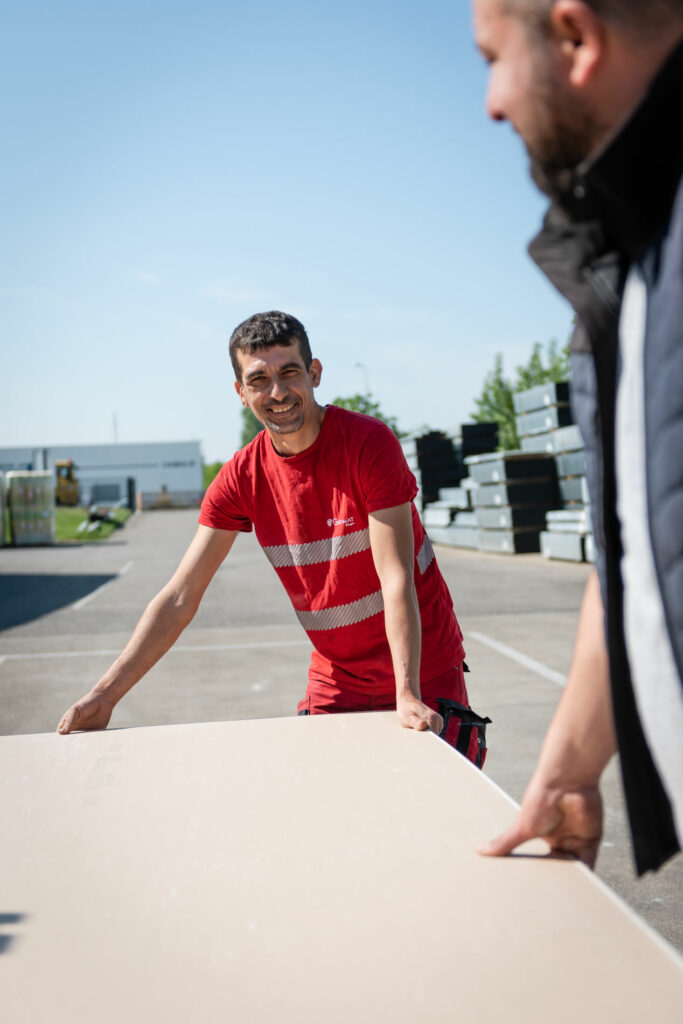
left=514, top=381, right=594, bottom=563
left=466, top=450, right=559, bottom=553
left=401, top=424, right=497, bottom=515
left=421, top=383, right=596, bottom=560
left=416, top=423, right=498, bottom=547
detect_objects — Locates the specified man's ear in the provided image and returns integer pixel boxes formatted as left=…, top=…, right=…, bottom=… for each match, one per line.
left=310, top=358, right=323, bottom=388
left=550, top=0, right=607, bottom=86
left=234, top=380, right=249, bottom=407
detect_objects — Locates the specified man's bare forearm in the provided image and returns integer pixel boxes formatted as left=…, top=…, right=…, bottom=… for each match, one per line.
left=91, top=584, right=201, bottom=704
left=381, top=573, right=422, bottom=701
left=535, top=569, right=617, bottom=787
left=368, top=505, right=441, bottom=733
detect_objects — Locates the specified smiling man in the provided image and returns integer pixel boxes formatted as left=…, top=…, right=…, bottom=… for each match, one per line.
left=472, top=0, right=683, bottom=874
left=58, top=311, right=486, bottom=764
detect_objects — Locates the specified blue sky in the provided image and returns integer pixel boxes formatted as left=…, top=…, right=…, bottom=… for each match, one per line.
left=2, top=0, right=573, bottom=463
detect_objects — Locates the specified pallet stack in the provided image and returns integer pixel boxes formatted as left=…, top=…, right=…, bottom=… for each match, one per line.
left=419, top=422, right=498, bottom=546
left=540, top=426, right=595, bottom=563
left=5, top=471, right=56, bottom=546
left=466, top=451, right=559, bottom=554
left=516, top=381, right=573, bottom=454
left=451, top=422, right=499, bottom=478
left=402, top=423, right=498, bottom=513
left=513, top=382, right=596, bottom=564
left=422, top=484, right=479, bottom=548
left=541, top=507, right=593, bottom=563
left=552, top=425, right=585, bottom=509
left=401, top=432, right=461, bottom=512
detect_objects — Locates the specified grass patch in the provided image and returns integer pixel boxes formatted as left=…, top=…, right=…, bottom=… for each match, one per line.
left=56, top=506, right=132, bottom=543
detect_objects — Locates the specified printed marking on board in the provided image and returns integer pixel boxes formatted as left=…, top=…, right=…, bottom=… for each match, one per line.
left=465, top=631, right=567, bottom=687
left=71, top=561, right=134, bottom=611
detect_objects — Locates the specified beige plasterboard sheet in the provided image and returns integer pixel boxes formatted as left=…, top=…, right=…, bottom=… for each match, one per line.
left=1, top=713, right=681, bottom=1024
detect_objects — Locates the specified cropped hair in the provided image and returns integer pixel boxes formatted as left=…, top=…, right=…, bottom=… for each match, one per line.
left=502, top=0, right=683, bottom=36
left=229, top=311, right=313, bottom=381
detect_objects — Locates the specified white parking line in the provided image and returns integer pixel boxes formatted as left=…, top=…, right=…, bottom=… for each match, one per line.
left=466, top=630, right=567, bottom=687
left=1, top=629, right=563, bottom=685
left=0, top=639, right=311, bottom=664
left=71, top=561, right=134, bottom=611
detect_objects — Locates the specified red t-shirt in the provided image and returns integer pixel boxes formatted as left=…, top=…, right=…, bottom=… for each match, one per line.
left=199, top=405, right=464, bottom=696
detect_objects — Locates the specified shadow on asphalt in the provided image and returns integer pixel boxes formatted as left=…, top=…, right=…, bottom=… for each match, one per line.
left=0, top=574, right=116, bottom=629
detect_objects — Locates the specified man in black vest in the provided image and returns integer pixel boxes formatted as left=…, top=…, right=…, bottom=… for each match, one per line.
left=472, top=0, right=683, bottom=874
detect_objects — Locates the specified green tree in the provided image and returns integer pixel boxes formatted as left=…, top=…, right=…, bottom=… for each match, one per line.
left=202, top=460, right=224, bottom=490
left=331, top=392, right=405, bottom=437
left=240, top=406, right=264, bottom=447
left=514, top=339, right=570, bottom=392
left=472, top=339, right=570, bottom=450
left=472, top=354, right=518, bottom=450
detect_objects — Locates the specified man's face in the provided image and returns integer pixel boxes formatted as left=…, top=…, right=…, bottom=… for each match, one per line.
left=473, top=0, right=602, bottom=196
left=234, top=344, right=322, bottom=438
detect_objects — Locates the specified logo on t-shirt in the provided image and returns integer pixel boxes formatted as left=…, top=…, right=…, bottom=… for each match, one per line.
left=327, top=515, right=355, bottom=528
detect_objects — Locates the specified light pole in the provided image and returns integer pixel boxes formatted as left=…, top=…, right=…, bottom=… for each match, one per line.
left=354, top=362, right=371, bottom=395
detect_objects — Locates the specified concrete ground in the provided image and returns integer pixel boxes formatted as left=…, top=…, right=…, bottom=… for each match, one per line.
left=0, top=508, right=680, bottom=953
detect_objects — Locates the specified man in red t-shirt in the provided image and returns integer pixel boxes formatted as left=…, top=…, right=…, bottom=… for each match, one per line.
left=58, top=312, right=486, bottom=762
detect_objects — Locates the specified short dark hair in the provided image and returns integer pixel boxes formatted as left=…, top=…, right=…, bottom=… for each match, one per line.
left=229, top=311, right=313, bottom=382
left=502, top=0, right=683, bottom=36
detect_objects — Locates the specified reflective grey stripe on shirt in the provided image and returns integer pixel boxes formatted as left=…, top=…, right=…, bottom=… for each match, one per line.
left=416, top=533, right=435, bottom=574
left=263, top=528, right=370, bottom=569
left=295, top=589, right=384, bottom=631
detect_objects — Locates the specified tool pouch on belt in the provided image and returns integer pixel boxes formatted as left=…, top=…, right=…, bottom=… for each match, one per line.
left=436, top=699, right=492, bottom=769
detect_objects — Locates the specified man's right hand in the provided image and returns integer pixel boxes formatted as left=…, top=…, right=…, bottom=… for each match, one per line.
left=57, top=692, right=116, bottom=734
left=477, top=772, right=604, bottom=868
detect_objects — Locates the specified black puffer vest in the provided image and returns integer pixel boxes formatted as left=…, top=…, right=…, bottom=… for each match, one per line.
left=528, top=43, right=683, bottom=874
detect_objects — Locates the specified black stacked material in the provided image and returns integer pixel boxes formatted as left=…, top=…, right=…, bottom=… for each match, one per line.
left=401, top=432, right=462, bottom=509
left=466, top=451, right=559, bottom=554
left=451, top=422, right=499, bottom=479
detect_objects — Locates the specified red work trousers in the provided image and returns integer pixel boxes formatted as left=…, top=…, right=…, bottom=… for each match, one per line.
left=297, top=664, right=487, bottom=768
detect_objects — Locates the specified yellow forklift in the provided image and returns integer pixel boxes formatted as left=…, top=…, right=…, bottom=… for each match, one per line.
left=54, top=459, right=79, bottom=506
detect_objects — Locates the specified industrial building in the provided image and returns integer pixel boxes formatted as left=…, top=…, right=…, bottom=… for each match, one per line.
left=0, top=441, right=204, bottom=508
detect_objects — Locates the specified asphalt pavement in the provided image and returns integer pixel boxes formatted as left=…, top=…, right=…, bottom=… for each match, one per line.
left=0, top=508, right=680, bottom=952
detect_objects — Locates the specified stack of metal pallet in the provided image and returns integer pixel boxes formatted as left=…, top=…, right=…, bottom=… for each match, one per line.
left=451, top=422, right=499, bottom=478
left=401, top=432, right=461, bottom=513
left=513, top=381, right=595, bottom=563
left=540, top=425, right=595, bottom=563
left=516, top=381, right=574, bottom=453
left=466, top=451, right=559, bottom=553
left=422, top=483, right=479, bottom=548
left=402, top=423, right=498, bottom=514
left=419, top=423, right=498, bottom=546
